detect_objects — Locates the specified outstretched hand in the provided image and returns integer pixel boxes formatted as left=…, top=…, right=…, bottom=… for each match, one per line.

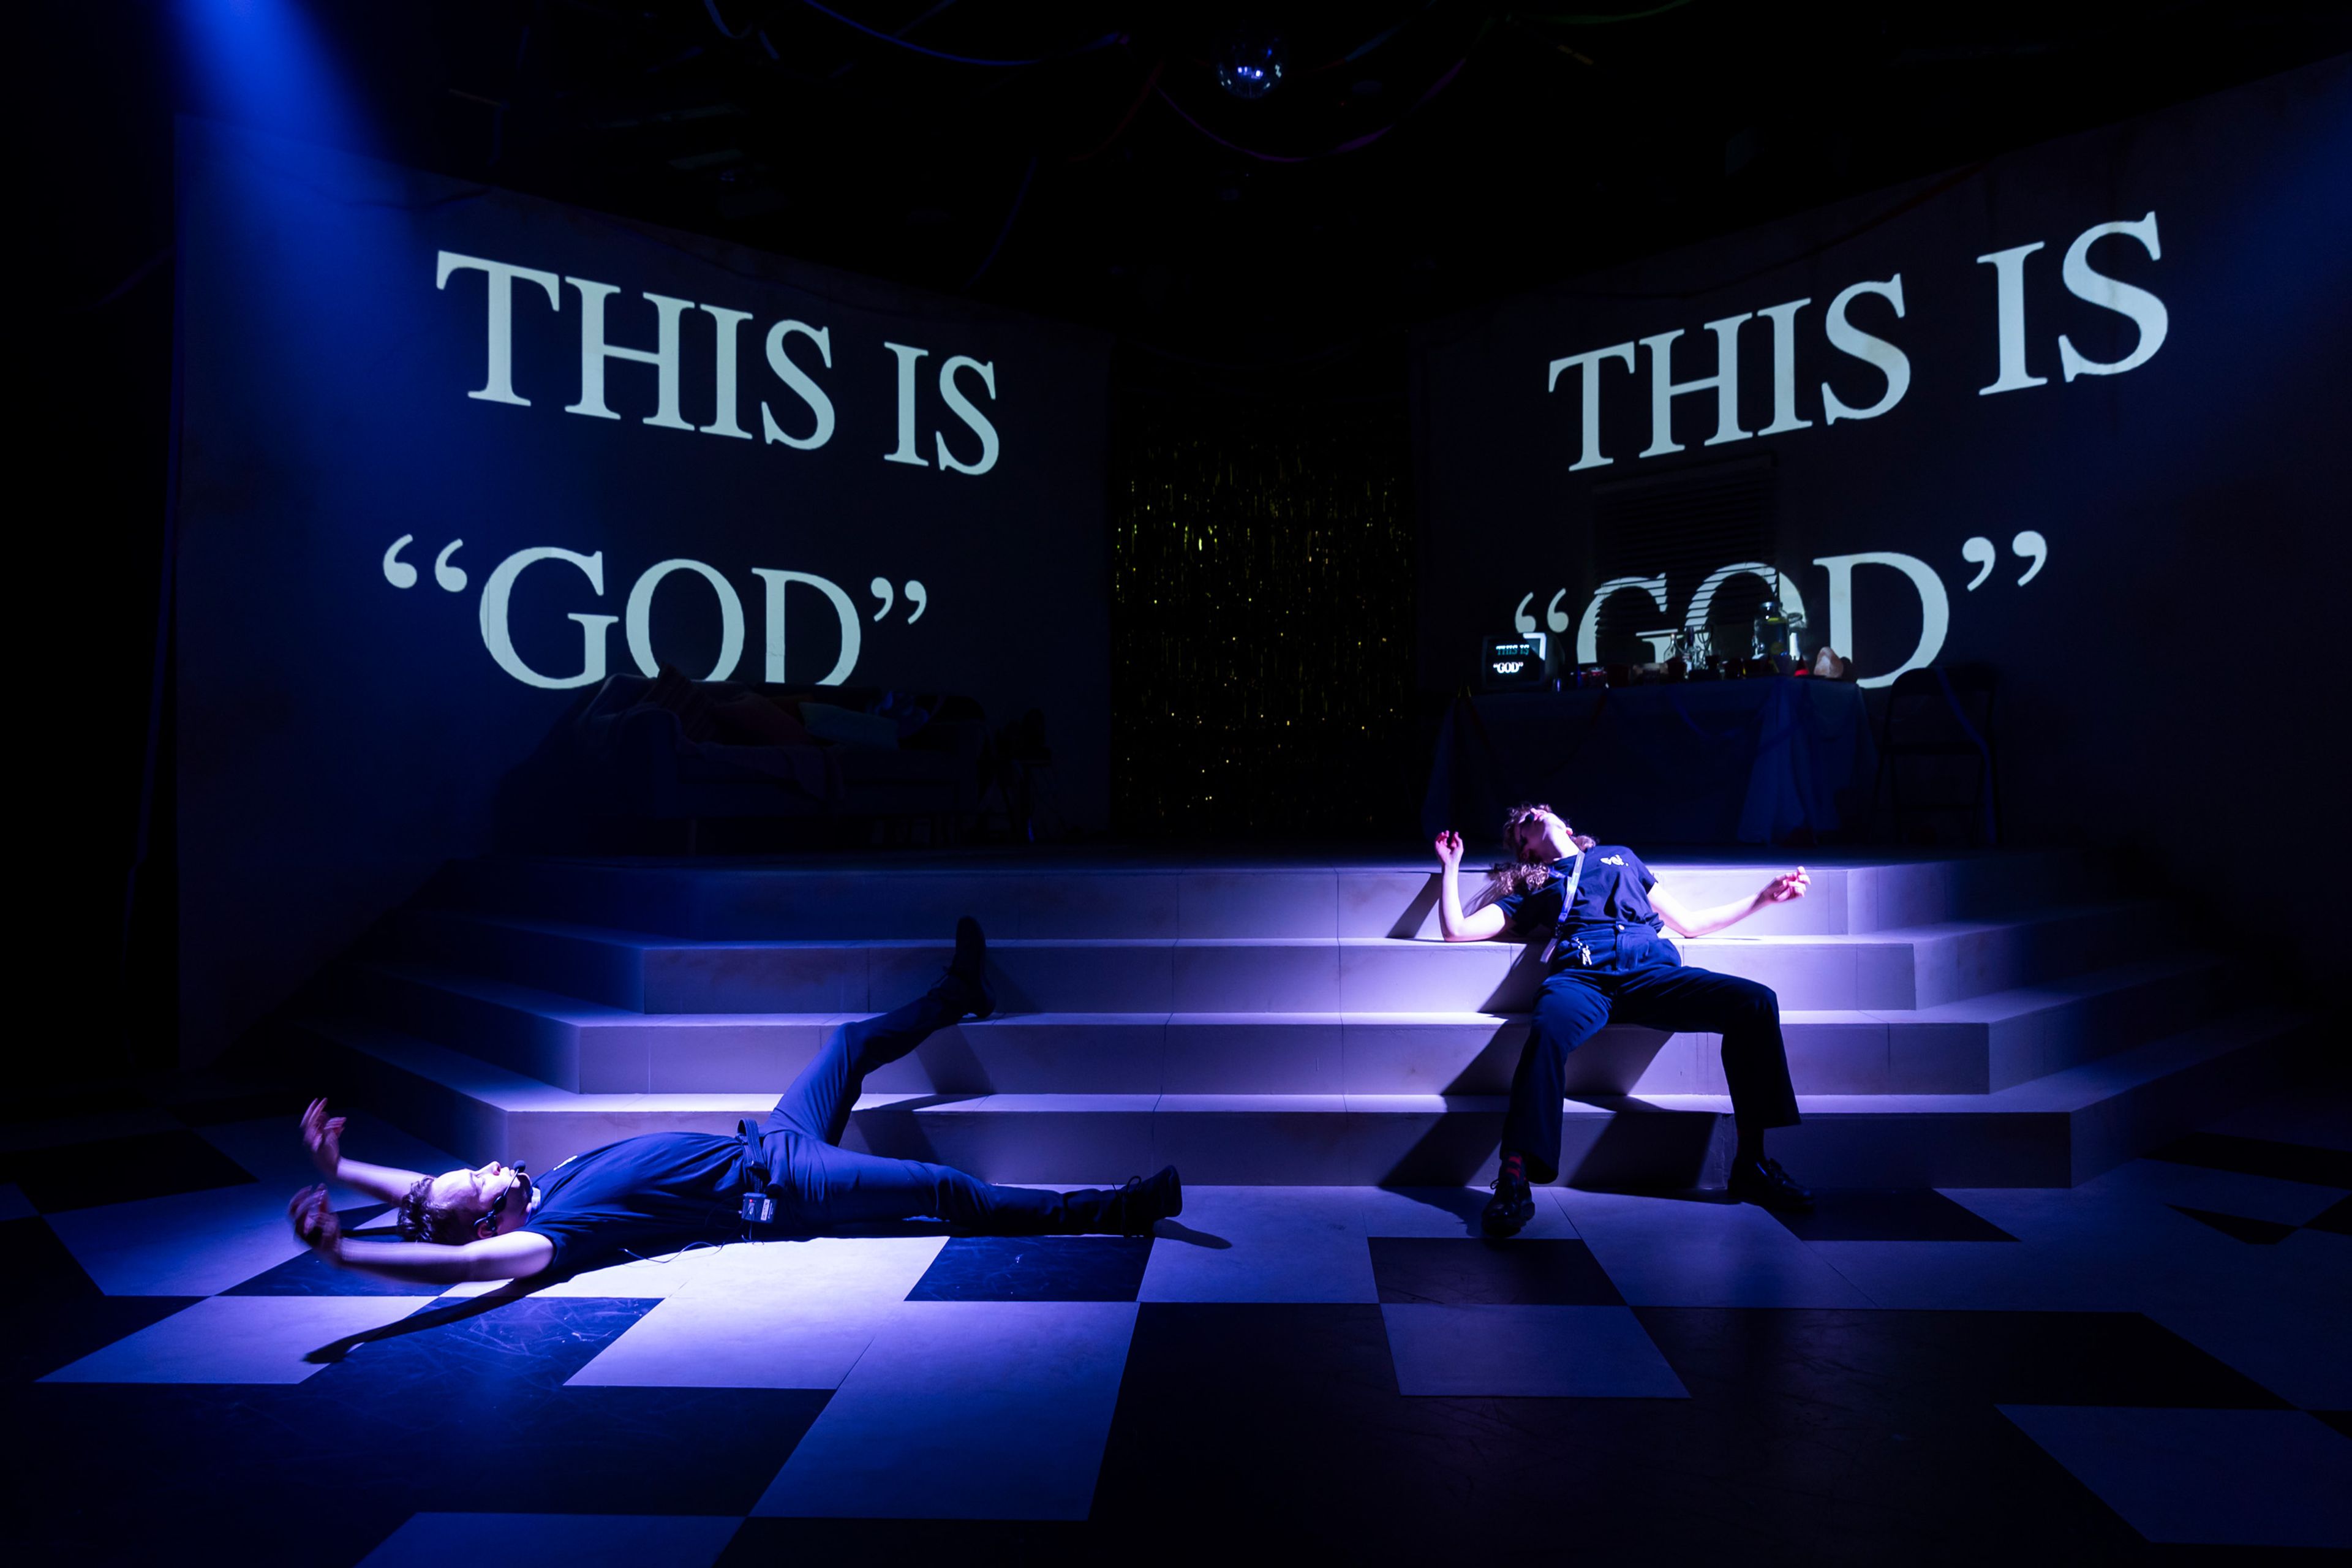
left=288, top=1185, right=342, bottom=1259
left=1762, top=867, right=1811, bottom=904
left=300, top=1098, right=345, bottom=1180
left=1433, top=830, right=1465, bottom=871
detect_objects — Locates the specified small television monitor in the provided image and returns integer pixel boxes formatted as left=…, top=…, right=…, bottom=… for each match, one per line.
left=1480, top=634, right=1549, bottom=690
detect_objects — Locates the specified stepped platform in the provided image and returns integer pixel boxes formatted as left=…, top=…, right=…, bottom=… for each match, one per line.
left=287, top=848, right=2303, bottom=1188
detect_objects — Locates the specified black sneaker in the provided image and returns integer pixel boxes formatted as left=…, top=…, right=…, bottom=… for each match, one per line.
left=1112, top=1167, right=1183, bottom=1235
left=1482, top=1167, right=1536, bottom=1237
left=1727, top=1155, right=1814, bottom=1212
left=941, top=915, right=995, bottom=1020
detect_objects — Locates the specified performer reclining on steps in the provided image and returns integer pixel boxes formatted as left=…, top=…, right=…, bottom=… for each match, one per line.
left=286, top=918, right=1183, bottom=1285
left=1434, top=802, right=1815, bottom=1237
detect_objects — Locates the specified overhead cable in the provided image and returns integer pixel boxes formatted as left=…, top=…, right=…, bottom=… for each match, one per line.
left=793, top=0, right=1124, bottom=66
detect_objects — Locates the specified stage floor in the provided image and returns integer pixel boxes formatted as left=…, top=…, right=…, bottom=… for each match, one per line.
left=5, top=1076, right=2347, bottom=1563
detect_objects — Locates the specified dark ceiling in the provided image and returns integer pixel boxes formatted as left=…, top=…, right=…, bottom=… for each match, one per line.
left=314, top=4, right=2352, bottom=386
left=39, top=1, right=2352, bottom=399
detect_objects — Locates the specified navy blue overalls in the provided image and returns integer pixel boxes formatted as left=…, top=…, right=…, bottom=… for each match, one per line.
left=1491, top=848, right=1801, bottom=1184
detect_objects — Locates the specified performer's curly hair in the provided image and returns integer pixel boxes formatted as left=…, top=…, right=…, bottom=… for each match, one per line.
left=1489, top=801, right=1597, bottom=899
left=396, top=1174, right=478, bottom=1245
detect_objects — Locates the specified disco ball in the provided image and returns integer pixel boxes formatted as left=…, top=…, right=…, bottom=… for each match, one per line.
left=1216, top=32, right=1286, bottom=100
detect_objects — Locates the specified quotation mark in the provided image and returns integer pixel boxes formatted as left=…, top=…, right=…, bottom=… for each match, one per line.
left=1961, top=530, right=2048, bottom=590
left=868, top=578, right=929, bottom=623
left=384, top=535, right=932, bottom=627
left=383, top=535, right=468, bottom=592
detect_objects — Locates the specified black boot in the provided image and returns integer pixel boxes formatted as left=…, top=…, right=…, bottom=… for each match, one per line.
left=936, top=914, right=995, bottom=1020
left=1057, top=1167, right=1182, bottom=1235
left=1482, top=1155, right=1536, bottom=1238
left=1727, top=1155, right=1814, bottom=1212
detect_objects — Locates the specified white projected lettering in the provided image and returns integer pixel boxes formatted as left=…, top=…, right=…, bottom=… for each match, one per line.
left=1819, top=277, right=1910, bottom=424
left=2010, top=530, right=2048, bottom=584
left=1542, top=211, right=2168, bottom=466
left=381, top=534, right=420, bottom=589
left=625, top=558, right=744, bottom=680
left=391, top=534, right=932, bottom=691
left=1961, top=535, right=1998, bottom=590
left=433, top=250, right=1002, bottom=475
left=1528, top=535, right=2051, bottom=689
left=1575, top=576, right=1668, bottom=665
left=2056, top=214, right=2167, bottom=382
left=477, top=546, right=617, bottom=690
left=1959, top=533, right=2048, bottom=590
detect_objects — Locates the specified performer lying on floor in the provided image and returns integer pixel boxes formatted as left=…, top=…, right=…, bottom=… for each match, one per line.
left=287, top=918, right=1183, bottom=1285
left=1434, top=802, right=1815, bottom=1237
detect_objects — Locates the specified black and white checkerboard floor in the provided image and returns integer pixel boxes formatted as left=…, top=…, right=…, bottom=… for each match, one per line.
left=5, top=1077, right=2347, bottom=1566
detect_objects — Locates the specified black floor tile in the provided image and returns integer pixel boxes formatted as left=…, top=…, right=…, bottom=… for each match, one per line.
left=1773, top=1188, right=2019, bottom=1242
left=1, top=1128, right=258, bottom=1212
left=905, top=1235, right=1153, bottom=1302
left=1088, top=1303, right=2192, bottom=1562
left=720, top=1519, right=1090, bottom=1568
left=1, top=1295, right=199, bottom=1385
left=1635, top=1308, right=2291, bottom=1414
left=2145, top=1133, right=2352, bottom=1190
left=4, top=1215, right=101, bottom=1303
left=2168, top=1205, right=2299, bottom=1245
left=222, top=1247, right=447, bottom=1296
left=4, top=1294, right=828, bottom=1563
left=1368, top=1235, right=1625, bottom=1305
left=167, top=1088, right=317, bottom=1128
left=0, top=1082, right=145, bottom=1123
left=2301, top=1194, right=2352, bottom=1237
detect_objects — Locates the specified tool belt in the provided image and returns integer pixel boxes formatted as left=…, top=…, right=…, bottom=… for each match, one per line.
left=736, top=1120, right=777, bottom=1226
left=1547, top=921, right=1677, bottom=974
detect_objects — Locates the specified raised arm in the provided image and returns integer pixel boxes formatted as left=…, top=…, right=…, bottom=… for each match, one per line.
left=288, top=1185, right=554, bottom=1286
left=301, top=1098, right=428, bottom=1205
left=1433, top=831, right=1509, bottom=942
left=1651, top=868, right=1809, bottom=938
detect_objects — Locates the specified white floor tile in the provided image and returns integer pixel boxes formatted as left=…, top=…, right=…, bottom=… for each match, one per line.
left=1381, top=1304, right=1688, bottom=1397
left=1550, top=1188, right=1872, bottom=1307
left=1999, top=1406, right=2352, bottom=1548
left=569, top=1289, right=882, bottom=1389
left=565, top=1242, right=944, bottom=1390
left=358, top=1512, right=740, bottom=1567
left=1139, top=1186, right=1376, bottom=1302
left=664, top=1233, right=949, bottom=1301
left=2071, top=1158, right=2346, bottom=1227
left=752, top=1300, right=1136, bottom=1519
left=42, top=1295, right=435, bottom=1384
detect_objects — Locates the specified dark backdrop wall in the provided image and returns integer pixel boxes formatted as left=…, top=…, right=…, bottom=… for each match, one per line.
left=1414, top=58, right=2351, bottom=976
left=24, top=4, right=2352, bottom=1088
left=175, top=121, right=1111, bottom=1062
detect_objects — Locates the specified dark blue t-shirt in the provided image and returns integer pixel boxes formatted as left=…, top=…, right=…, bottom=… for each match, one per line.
left=520, top=1131, right=749, bottom=1272
left=1489, top=846, right=1664, bottom=939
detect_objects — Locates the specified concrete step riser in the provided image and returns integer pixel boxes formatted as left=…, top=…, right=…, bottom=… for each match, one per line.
left=307, top=1039, right=2286, bottom=1193
left=301, top=1005, right=2301, bottom=1192
left=334, top=952, right=2222, bottom=1099
left=427, top=851, right=2100, bottom=942
left=382, top=903, right=2166, bottom=1018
